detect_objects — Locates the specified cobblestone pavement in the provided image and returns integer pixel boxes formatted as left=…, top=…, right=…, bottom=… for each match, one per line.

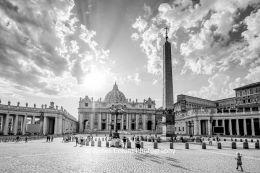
left=0, top=138, right=259, bottom=173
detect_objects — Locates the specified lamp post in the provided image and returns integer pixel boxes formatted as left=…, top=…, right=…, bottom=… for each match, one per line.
left=109, top=104, right=125, bottom=139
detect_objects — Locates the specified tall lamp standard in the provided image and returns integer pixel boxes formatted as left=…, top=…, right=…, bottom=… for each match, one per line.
left=109, top=104, right=125, bottom=139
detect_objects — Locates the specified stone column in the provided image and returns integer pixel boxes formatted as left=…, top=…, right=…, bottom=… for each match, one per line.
left=251, top=118, right=255, bottom=136
left=142, top=114, right=146, bottom=130
left=58, top=116, right=63, bottom=134
left=243, top=118, right=247, bottom=136
left=152, top=114, right=156, bottom=131
left=13, top=114, right=18, bottom=135
left=198, top=119, right=201, bottom=135
left=229, top=119, right=232, bottom=135
left=121, top=114, right=124, bottom=130
left=109, top=113, right=112, bottom=130
left=32, top=116, right=35, bottom=124
left=98, top=113, right=102, bottom=130
left=126, top=114, right=129, bottom=130
left=90, top=114, right=94, bottom=130
left=3, top=113, right=10, bottom=135
left=129, top=114, right=132, bottom=130
left=114, top=114, right=117, bottom=130
left=62, top=118, right=65, bottom=134
left=136, top=114, right=139, bottom=130
left=54, top=116, right=58, bottom=134
left=223, top=119, right=226, bottom=135
left=193, top=119, right=198, bottom=135
left=78, top=113, right=83, bottom=133
left=106, top=113, right=109, bottom=130
left=22, top=115, right=27, bottom=135
left=43, top=116, right=47, bottom=135
left=236, top=118, right=240, bottom=136
left=207, top=119, right=211, bottom=136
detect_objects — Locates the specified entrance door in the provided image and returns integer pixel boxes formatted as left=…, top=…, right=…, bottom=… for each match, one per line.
left=116, top=123, right=120, bottom=130
left=48, top=118, right=55, bottom=134
left=131, top=123, right=135, bottom=130
left=102, top=123, right=106, bottom=130
left=201, top=120, right=207, bottom=135
left=147, top=121, right=152, bottom=130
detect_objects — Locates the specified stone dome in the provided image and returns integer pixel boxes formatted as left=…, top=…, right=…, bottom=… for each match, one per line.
left=104, top=83, right=127, bottom=103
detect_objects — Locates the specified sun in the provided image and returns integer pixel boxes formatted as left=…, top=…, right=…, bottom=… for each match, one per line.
left=83, top=69, right=107, bottom=91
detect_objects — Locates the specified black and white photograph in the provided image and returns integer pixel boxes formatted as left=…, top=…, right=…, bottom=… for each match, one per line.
left=0, top=0, right=260, bottom=172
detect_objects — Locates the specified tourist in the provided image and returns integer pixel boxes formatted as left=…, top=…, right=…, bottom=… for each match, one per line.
left=235, top=152, right=243, bottom=171
left=75, top=136, right=78, bottom=146
left=209, top=137, right=212, bottom=146
left=25, top=136, right=28, bottom=143
left=80, top=137, right=83, bottom=146
left=135, top=137, right=141, bottom=151
left=123, top=136, right=127, bottom=148
left=16, top=136, right=20, bottom=142
left=51, top=136, right=54, bottom=142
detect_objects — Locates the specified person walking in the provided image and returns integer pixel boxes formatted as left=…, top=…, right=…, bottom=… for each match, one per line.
left=135, top=137, right=141, bottom=151
left=25, top=136, right=28, bottom=143
left=51, top=136, right=54, bottom=142
left=123, top=136, right=127, bottom=148
left=235, top=152, right=243, bottom=172
left=209, top=137, right=212, bottom=146
left=75, top=136, right=78, bottom=147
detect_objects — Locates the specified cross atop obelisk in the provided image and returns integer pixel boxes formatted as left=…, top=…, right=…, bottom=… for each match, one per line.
left=165, top=26, right=168, bottom=41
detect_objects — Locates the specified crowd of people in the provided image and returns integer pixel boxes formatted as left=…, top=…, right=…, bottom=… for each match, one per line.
left=0, top=135, right=31, bottom=143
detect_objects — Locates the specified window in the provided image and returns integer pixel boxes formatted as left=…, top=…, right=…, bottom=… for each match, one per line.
left=85, top=103, right=88, bottom=107
left=183, top=127, right=184, bottom=131
left=148, top=104, right=151, bottom=108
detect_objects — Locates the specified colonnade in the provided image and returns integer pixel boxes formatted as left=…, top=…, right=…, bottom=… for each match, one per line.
left=185, top=117, right=260, bottom=136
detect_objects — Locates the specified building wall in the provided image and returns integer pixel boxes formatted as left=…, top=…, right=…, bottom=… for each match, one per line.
left=0, top=102, right=77, bottom=135
left=175, top=82, right=260, bottom=137
left=78, top=96, right=158, bottom=133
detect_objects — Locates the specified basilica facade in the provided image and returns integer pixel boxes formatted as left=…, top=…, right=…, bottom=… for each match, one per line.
left=78, top=83, right=160, bottom=134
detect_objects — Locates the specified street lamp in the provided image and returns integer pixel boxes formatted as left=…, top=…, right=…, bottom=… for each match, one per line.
left=109, top=104, right=125, bottom=139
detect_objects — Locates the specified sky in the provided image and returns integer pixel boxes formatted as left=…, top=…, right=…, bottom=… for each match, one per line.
left=0, top=0, right=260, bottom=119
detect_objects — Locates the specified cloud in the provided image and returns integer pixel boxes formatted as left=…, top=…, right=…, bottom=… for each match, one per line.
left=186, top=74, right=244, bottom=100
left=152, top=79, right=158, bottom=85
left=127, top=73, right=141, bottom=85
left=0, top=0, right=111, bottom=96
left=132, top=0, right=260, bottom=76
left=132, top=16, right=148, bottom=32
left=245, top=66, right=260, bottom=82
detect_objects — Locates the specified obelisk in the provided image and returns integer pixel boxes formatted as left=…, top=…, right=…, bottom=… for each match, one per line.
left=162, top=27, right=174, bottom=137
